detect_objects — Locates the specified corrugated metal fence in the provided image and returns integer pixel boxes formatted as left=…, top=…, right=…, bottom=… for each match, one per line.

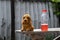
left=0, top=1, right=11, bottom=40
left=0, top=0, right=59, bottom=40
left=15, top=1, right=59, bottom=40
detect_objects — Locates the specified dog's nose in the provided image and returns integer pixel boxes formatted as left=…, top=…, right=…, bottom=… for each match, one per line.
left=24, top=20, right=27, bottom=21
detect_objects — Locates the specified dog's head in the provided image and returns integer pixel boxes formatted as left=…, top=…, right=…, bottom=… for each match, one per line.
left=22, top=14, right=32, bottom=25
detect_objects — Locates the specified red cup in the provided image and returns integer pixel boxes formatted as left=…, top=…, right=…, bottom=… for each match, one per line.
left=41, top=24, right=48, bottom=32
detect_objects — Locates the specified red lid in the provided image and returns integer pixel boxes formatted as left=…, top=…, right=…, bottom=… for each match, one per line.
left=42, top=9, right=47, bottom=13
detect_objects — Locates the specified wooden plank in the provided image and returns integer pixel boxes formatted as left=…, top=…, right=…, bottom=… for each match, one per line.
left=16, top=28, right=60, bottom=33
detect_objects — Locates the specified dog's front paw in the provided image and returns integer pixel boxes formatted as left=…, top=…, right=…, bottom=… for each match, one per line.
left=21, top=29, right=24, bottom=32
left=26, top=29, right=31, bottom=32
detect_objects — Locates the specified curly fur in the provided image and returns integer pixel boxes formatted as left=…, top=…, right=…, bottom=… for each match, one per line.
left=21, top=13, right=34, bottom=32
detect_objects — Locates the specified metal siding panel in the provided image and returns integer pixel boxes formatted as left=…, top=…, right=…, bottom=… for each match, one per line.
left=54, top=15, right=58, bottom=28
left=1, top=1, right=7, bottom=40
left=15, top=1, right=21, bottom=30
left=0, top=1, right=3, bottom=39
left=25, top=2, right=29, bottom=13
left=41, top=2, right=46, bottom=10
left=20, top=2, right=25, bottom=14
left=6, top=1, right=11, bottom=40
left=20, top=2, right=25, bottom=18
left=29, top=2, right=34, bottom=27
left=33, top=2, right=37, bottom=29
left=47, top=3, right=51, bottom=28
left=15, top=1, right=21, bottom=40
left=49, top=2, right=54, bottom=28
left=0, top=1, right=11, bottom=40
left=34, top=2, right=39, bottom=29
left=0, top=1, right=2, bottom=36
left=33, top=2, right=38, bottom=29
left=37, top=2, right=42, bottom=29
left=53, top=15, right=55, bottom=28
left=45, top=2, right=50, bottom=28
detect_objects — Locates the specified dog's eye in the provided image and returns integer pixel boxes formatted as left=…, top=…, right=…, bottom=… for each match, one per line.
left=23, top=17, right=25, bottom=19
left=27, top=17, right=30, bottom=19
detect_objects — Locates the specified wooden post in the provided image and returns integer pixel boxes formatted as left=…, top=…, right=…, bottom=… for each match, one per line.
left=11, top=0, right=15, bottom=40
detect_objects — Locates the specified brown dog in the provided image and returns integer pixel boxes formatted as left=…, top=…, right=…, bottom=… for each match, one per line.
left=21, top=13, right=34, bottom=32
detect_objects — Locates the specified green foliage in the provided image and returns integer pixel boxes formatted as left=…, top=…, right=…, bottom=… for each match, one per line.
left=45, top=34, right=54, bottom=40
left=54, top=12, right=60, bottom=16
left=51, top=0, right=60, bottom=16
left=52, top=0, right=60, bottom=2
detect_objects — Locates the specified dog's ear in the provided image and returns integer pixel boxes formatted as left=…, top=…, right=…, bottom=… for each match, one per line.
left=29, top=17, right=32, bottom=24
left=21, top=16, right=24, bottom=24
